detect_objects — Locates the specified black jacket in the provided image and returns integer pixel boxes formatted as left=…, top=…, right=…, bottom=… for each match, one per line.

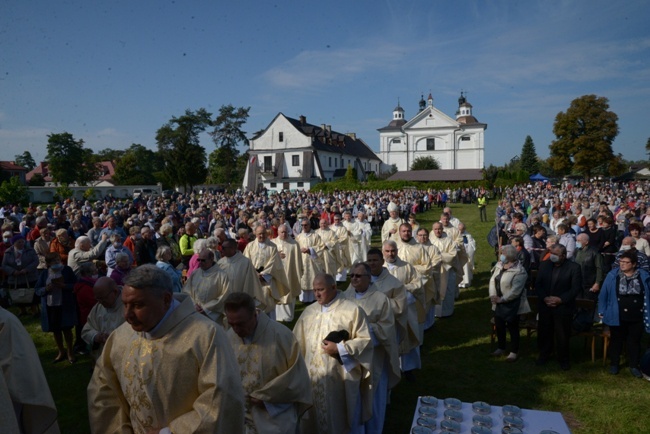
left=535, top=259, right=582, bottom=316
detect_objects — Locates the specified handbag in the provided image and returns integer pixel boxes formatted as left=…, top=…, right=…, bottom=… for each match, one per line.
left=9, top=279, right=35, bottom=305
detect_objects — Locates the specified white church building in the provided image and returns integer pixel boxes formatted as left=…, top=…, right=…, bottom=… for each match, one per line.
left=242, top=113, right=382, bottom=192
left=378, top=92, right=486, bottom=172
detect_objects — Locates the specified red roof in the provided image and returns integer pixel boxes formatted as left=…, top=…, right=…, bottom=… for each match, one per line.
left=0, top=161, right=28, bottom=171
left=26, top=161, right=115, bottom=182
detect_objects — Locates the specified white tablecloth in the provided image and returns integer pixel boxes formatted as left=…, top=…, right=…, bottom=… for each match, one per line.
left=410, top=397, right=571, bottom=433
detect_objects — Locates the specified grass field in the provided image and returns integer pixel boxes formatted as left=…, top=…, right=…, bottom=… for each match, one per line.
left=10, top=202, right=650, bottom=433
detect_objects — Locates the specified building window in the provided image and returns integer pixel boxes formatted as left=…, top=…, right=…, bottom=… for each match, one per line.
left=393, top=138, right=401, bottom=144
left=329, top=157, right=332, bottom=166
left=364, top=162, right=367, bottom=170
left=270, top=182, right=277, bottom=188
left=263, top=156, right=273, bottom=172
left=292, top=155, right=300, bottom=166
left=297, top=182, right=304, bottom=187
left=335, top=158, right=338, bottom=168
left=461, top=136, right=471, bottom=141
left=279, top=132, right=284, bottom=142
left=426, top=138, right=435, bottom=150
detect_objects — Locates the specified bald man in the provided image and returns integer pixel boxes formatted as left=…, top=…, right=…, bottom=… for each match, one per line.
left=82, top=277, right=125, bottom=362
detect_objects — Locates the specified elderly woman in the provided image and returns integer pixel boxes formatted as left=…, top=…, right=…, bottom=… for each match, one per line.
left=2, top=234, right=40, bottom=316
left=186, top=238, right=207, bottom=279
left=155, top=246, right=183, bottom=293
left=156, top=223, right=182, bottom=267
left=104, top=234, right=134, bottom=277
left=35, top=252, right=78, bottom=363
left=629, top=223, right=650, bottom=256
left=205, top=236, right=222, bottom=261
left=489, top=244, right=531, bottom=362
left=49, top=229, right=72, bottom=265
left=109, top=252, right=131, bottom=286
left=599, top=250, right=650, bottom=378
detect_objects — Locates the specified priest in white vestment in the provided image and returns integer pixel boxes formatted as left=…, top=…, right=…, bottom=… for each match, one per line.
left=315, top=218, right=341, bottom=277
left=331, top=214, right=351, bottom=281
left=382, top=240, right=425, bottom=376
left=1, top=307, right=60, bottom=434
left=381, top=202, right=404, bottom=242
left=183, top=249, right=231, bottom=326
left=366, top=248, right=408, bottom=351
left=244, top=226, right=291, bottom=319
left=293, top=273, right=373, bottom=434
left=431, top=222, right=464, bottom=318
left=295, top=220, right=325, bottom=303
left=343, top=264, right=401, bottom=433
left=225, top=292, right=312, bottom=434
left=415, top=228, right=444, bottom=329
left=88, top=265, right=245, bottom=434
left=82, top=277, right=125, bottom=362
left=218, top=239, right=270, bottom=313
left=355, top=212, right=373, bottom=262
left=458, top=223, right=476, bottom=288
left=343, top=211, right=364, bottom=265
left=271, top=225, right=303, bottom=322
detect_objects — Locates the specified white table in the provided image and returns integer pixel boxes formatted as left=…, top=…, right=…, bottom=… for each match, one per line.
left=410, top=397, right=571, bottom=433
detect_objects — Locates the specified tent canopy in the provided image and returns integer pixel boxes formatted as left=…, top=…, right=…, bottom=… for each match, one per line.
left=529, top=173, right=549, bottom=182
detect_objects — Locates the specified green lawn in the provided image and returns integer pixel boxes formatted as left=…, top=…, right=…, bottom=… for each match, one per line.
left=11, top=202, right=650, bottom=433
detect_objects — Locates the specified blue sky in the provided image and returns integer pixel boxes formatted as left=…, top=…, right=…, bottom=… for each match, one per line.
left=1, top=0, right=648, bottom=168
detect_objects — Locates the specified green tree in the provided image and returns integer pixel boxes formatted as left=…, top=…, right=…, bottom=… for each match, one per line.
left=28, top=173, right=46, bottom=186
left=156, top=109, right=211, bottom=192
left=209, top=105, right=250, bottom=185
left=344, top=164, right=358, bottom=181
left=411, top=156, right=440, bottom=171
left=519, top=135, right=539, bottom=175
left=549, top=95, right=619, bottom=178
left=93, top=148, right=125, bottom=164
left=54, top=184, right=74, bottom=202
left=0, top=176, right=29, bottom=205
left=14, top=151, right=36, bottom=171
left=46, top=132, right=98, bottom=185
left=113, top=144, right=163, bottom=185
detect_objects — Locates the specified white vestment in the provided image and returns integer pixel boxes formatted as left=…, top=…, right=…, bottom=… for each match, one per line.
left=82, top=295, right=126, bottom=361
left=183, top=264, right=231, bottom=326
left=271, top=237, right=303, bottom=322
left=295, top=231, right=325, bottom=303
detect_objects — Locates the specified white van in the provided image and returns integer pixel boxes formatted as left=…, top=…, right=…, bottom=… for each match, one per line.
left=133, top=188, right=159, bottom=199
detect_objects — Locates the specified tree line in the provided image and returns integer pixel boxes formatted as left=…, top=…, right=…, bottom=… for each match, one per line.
left=12, top=105, right=251, bottom=192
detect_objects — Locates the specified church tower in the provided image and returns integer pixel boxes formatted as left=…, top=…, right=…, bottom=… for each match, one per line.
left=393, top=100, right=405, bottom=122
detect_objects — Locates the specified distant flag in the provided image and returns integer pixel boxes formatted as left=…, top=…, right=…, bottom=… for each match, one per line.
left=250, top=155, right=257, bottom=165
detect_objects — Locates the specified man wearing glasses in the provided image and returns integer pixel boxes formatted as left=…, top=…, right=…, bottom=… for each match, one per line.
left=343, top=263, right=400, bottom=433
left=293, top=272, right=372, bottom=434
left=183, top=249, right=231, bottom=326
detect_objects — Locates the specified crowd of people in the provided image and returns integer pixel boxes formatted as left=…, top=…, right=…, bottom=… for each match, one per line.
left=1, top=177, right=650, bottom=433
left=489, top=179, right=650, bottom=375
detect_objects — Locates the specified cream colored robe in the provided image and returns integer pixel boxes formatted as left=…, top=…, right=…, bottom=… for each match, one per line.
left=219, top=252, right=269, bottom=312
left=81, top=295, right=126, bottom=361
left=0, top=307, right=60, bottom=434
left=381, top=217, right=404, bottom=242
left=183, top=264, right=231, bottom=326
left=295, top=231, right=325, bottom=291
left=330, top=223, right=351, bottom=272
left=430, top=233, right=464, bottom=304
left=271, top=237, right=303, bottom=300
left=356, top=219, right=372, bottom=262
left=227, top=312, right=312, bottom=434
left=293, top=295, right=373, bottom=434
left=343, top=219, right=363, bottom=264
left=384, top=259, right=424, bottom=353
left=244, top=241, right=291, bottom=312
left=371, top=269, right=408, bottom=349
left=88, top=296, right=245, bottom=434
left=342, top=286, right=401, bottom=390
left=315, top=228, right=340, bottom=276
left=418, top=240, right=443, bottom=307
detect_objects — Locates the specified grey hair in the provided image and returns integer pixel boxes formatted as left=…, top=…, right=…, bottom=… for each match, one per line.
left=78, top=261, right=96, bottom=277
left=124, top=264, right=172, bottom=296
left=155, top=245, right=171, bottom=262
left=110, top=233, right=122, bottom=243
left=351, top=261, right=371, bottom=276
left=500, top=244, right=518, bottom=263
left=313, top=272, right=336, bottom=287
left=75, top=235, right=90, bottom=249
left=159, top=223, right=173, bottom=236
left=205, top=236, right=219, bottom=251
left=193, top=238, right=207, bottom=255
left=115, top=252, right=130, bottom=263
left=382, top=239, right=398, bottom=249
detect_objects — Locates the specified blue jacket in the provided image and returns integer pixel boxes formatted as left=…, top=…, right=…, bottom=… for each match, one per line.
left=598, top=268, right=650, bottom=332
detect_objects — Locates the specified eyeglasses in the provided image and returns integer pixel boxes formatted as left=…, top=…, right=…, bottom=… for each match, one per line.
left=349, top=273, right=368, bottom=278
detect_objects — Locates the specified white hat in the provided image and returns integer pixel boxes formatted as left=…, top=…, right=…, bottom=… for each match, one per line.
left=387, top=202, right=398, bottom=212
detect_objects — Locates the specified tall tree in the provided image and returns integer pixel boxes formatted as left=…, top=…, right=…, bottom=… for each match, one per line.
left=519, top=135, right=540, bottom=175
left=93, top=148, right=126, bottom=163
left=411, top=156, right=440, bottom=171
left=156, top=109, right=211, bottom=192
left=209, top=105, right=250, bottom=186
left=112, top=144, right=163, bottom=185
left=549, top=94, right=619, bottom=178
left=46, top=132, right=99, bottom=185
left=14, top=151, right=36, bottom=171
